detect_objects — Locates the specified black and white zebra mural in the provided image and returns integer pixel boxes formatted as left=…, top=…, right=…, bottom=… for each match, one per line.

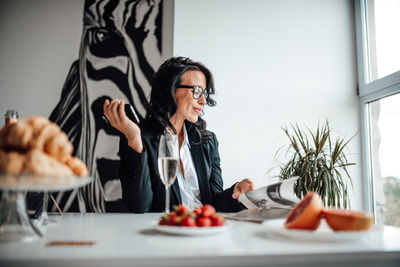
left=48, top=0, right=165, bottom=212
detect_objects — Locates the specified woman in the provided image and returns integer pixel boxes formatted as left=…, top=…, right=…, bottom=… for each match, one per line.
left=103, top=56, right=254, bottom=213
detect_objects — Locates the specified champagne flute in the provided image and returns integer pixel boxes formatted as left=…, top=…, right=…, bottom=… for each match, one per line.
left=158, top=134, right=179, bottom=213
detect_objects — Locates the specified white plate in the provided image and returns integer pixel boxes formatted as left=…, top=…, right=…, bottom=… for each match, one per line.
left=265, top=218, right=375, bottom=242
left=154, top=222, right=230, bottom=236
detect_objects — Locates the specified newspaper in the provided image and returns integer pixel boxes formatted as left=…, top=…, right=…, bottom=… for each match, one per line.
left=225, top=177, right=300, bottom=223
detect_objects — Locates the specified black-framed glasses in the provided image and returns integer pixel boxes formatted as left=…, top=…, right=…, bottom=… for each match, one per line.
left=176, top=85, right=208, bottom=99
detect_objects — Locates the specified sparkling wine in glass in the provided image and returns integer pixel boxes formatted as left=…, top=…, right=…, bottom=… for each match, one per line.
left=158, top=134, right=179, bottom=213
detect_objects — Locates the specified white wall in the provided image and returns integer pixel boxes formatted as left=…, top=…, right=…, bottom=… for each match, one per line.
left=174, top=0, right=363, bottom=208
left=0, top=0, right=84, bottom=121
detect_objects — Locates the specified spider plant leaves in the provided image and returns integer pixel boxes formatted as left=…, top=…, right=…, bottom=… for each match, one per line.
left=279, top=121, right=355, bottom=208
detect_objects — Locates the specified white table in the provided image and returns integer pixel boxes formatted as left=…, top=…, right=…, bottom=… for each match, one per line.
left=0, top=213, right=399, bottom=267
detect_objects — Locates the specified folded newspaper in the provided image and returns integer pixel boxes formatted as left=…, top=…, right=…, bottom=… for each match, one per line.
left=225, top=177, right=300, bottom=223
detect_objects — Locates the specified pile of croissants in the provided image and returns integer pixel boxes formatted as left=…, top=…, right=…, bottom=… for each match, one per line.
left=0, top=116, right=88, bottom=177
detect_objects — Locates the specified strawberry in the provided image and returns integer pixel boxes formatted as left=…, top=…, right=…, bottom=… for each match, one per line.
left=168, top=211, right=177, bottom=217
left=201, top=204, right=216, bottom=218
left=167, top=212, right=179, bottom=226
left=180, top=217, right=196, bottom=227
left=175, top=204, right=187, bottom=216
left=194, top=208, right=203, bottom=217
left=158, top=204, right=220, bottom=228
left=211, top=214, right=225, bottom=226
left=197, top=217, right=212, bottom=227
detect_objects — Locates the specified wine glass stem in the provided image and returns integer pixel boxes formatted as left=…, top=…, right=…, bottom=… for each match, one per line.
left=165, top=185, right=170, bottom=213
left=42, top=192, right=49, bottom=220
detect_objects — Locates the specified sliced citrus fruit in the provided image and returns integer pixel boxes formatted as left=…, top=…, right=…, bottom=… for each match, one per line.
left=285, top=191, right=323, bottom=230
left=323, top=208, right=373, bottom=231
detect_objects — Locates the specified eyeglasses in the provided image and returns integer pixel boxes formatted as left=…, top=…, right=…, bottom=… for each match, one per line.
left=176, top=85, right=208, bottom=99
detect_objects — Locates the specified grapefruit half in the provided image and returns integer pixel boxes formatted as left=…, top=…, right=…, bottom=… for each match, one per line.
left=284, top=191, right=323, bottom=230
left=323, top=208, right=373, bottom=231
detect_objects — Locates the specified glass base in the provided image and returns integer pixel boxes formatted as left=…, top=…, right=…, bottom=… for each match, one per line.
left=0, top=191, right=42, bottom=242
left=33, top=216, right=57, bottom=232
left=32, top=192, right=58, bottom=230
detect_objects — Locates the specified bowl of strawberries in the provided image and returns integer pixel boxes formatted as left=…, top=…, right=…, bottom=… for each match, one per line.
left=155, top=204, right=229, bottom=235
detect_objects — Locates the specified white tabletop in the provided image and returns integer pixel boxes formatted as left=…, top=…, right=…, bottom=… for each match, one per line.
left=0, top=213, right=399, bottom=267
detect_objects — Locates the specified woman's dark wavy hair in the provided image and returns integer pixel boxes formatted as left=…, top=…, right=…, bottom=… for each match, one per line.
left=146, top=56, right=216, bottom=141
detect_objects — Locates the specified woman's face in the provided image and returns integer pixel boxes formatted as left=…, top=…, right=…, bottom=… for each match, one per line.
left=173, top=70, right=207, bottom=124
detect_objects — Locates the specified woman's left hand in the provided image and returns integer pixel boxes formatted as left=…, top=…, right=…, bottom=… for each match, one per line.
left=232, top=178, right=254, bottom=199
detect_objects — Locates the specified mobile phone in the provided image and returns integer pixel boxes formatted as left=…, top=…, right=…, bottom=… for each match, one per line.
left=124, top=103, right=140, bottom=124
left=102, top=103, right=140, bottom=124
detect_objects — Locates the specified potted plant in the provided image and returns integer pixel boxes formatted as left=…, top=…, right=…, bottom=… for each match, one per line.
left=278, top=121, right=356, bottom=208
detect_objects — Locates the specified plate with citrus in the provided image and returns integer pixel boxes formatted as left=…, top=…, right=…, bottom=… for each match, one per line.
left=154, top=204, right=230, bottom=236
left=265, top=192, right=376, bottom=242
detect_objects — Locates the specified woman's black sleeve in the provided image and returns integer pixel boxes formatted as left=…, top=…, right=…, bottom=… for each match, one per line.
left=119, top=137, right=153, bottom=213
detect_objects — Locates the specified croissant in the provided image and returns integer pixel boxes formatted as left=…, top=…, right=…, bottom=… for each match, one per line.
left=24, top=150, right=73, bottom=177
left=0, top=116, right=88, bottom=177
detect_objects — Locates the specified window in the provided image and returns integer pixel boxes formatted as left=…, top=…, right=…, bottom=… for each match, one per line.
left=365, top=0, right=400, bottom=81
left=355, top=0, right=400, bottom=226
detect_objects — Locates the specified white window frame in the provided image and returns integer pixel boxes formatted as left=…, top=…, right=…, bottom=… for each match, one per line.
left=354, top=0, right=400, bottom=213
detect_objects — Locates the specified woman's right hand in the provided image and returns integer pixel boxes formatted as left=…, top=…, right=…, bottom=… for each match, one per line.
left=103, top=99, right=143, bottom=153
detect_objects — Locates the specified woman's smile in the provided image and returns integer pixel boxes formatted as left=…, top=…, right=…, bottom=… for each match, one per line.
left=193, top=107, right=202, bottom=115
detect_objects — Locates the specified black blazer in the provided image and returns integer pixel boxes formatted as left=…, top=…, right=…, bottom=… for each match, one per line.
left=119, top=119, right=245, bottom=213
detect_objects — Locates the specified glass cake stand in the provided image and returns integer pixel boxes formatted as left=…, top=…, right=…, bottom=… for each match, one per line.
left=0, top=174, right=92, bottom=242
